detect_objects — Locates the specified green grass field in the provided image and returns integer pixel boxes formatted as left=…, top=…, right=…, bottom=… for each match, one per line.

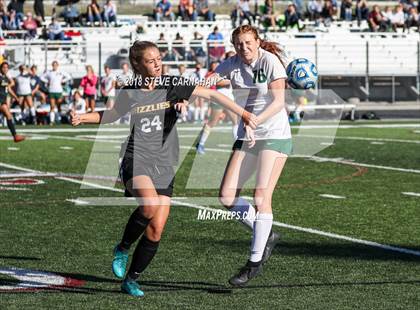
left=1, top=121, right=420, bottom=309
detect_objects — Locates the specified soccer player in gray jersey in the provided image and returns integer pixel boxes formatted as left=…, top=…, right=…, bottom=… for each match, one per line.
left=216, top=25, right=293, bottom=287
left=71, top=40, right=257, bottom=297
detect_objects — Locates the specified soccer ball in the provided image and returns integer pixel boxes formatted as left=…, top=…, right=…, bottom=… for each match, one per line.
left=286, top=58, right=318, bottom=89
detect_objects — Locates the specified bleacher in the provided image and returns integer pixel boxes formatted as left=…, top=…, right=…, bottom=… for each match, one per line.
left=2, top=10, right=419, bottom=123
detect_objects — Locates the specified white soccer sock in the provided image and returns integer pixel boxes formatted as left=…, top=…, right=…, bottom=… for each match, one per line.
left=194, top=107, right=200, bottom=122
left=232, top=124, right=239, bottom=139
left=50, top=108, right=58, bottom=124
left=249, top=212, right=273, bottom=263
left=198, top=124, right=211, bottom=146
left=230, top=197, right=256, bottom=231
left=30, top=107, right=36, bottom=117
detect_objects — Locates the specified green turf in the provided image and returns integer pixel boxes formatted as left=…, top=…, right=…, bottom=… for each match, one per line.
left=1, top=122, right=419, bottom=309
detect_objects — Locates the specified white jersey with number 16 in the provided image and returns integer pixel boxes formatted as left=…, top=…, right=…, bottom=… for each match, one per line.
left=215, top=48, right=291, bottom=140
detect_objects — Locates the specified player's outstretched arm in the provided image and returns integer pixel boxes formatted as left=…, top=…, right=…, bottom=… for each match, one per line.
left=192, top=86, right=257, bottom=129
left=70, top=109, right=121, bottom=126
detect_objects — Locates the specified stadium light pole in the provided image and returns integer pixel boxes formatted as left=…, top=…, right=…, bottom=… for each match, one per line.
left=365, top=40, right=369, bottom=102
left=417, top=41, right=420, bottom=102
left=98, top=42, right=102, bottom=80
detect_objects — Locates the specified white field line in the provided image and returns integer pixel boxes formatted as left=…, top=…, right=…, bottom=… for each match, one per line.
left=308, top=156, right=420, bottom=174
left=297, top=134, right=420, bottom=145
left=0, top=162, right=42, bottom=173
left=65, top=199, right=90, bottom=205
left=35, top=134, right=121, bottom=143
left=2, top=161, right=419, bottom=258
left=0, top=186, right=30, bottom=191
left=4, top=128, right=420, bottom=146
left=0, top=173, right=52, bottom=178
left=181, top=145, right=420, bottom=174
left=401, top=192, right=420, bottom=197
left=3, top=137, right=420, bottom=178
left=319, top=194, right=346, bottom=199
left=0, top=123, right=420, bottom=135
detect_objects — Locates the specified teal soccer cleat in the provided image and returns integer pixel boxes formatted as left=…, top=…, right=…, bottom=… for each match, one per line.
left=112, top=245, right=128, bottom=279
left=121, top=278, right=145, bottom=297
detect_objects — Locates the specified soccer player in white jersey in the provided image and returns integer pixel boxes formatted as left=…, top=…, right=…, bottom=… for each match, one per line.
left=216, top=25, right=292, bottom=286
left=101, top=65, right=116, bottom=109
left=15, top=65, right=36, bottom=124
left=41, top=61, right=69, bottom=124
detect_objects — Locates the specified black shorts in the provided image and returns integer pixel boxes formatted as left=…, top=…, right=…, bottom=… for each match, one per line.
left=120, top=157, right=175, bottom=198
left=84, top=94, right=96, bottom=100
left=0, top=94, right=7, bottom=104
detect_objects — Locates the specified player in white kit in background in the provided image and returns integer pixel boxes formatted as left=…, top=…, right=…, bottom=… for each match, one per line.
left=15, top=65, right=36, bottom=124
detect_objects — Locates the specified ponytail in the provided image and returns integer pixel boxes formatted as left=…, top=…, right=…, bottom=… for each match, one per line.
left=260, top=39, right=286, bottom=68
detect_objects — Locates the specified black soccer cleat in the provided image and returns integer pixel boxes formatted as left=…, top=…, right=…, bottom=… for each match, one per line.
left=229, top=262, right=263, bottom=287
left=261, top=231, right=280, bottom=265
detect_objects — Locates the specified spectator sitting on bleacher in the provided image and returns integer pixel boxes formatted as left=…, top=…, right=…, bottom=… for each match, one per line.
left=207, top=26, right=225, bottom=62
left=154, top=0, right=176, bottom=22
left=7, top=0, right=24, bottom=25
left=5, top=9, right=19, bottom=30
left=0, top=0, right=8, bottom=26
left=321, top=0, right=336, bottom=26
left=404, top=7, right=419, bottom=32
left=400, top=0, right=415, bottom=13
left=190, top=31, right=206, bottom=63
left=391, top=4, right=405, bottom=31
left=194, top=0, right=215, bottom=21
left=177, top=64, right=189, bottom=78
left=285, top=4, right=302, bottom=30
left=156, top=32, right=170, bottom=59
left=382, top=6, right=393, bottom=25
left=368, top=5, right=389, bottom=32
left=162, top=64, right=170, bottom=75
left=48, top=18, right=65, bottom=40
left=355, top=0, right=369, bottom=26
left=179, top=0, right=195, bottom=21
left=23, top=12, right=38, bottom=39
left=61, top=2, right=80, bottom=27
left=86, top=0, right=103, bottom=26
left=340, top=0, right=353, bottom=21
left=307, top=0, right=323, bottom=22
left=72, top=90, right=86, bottom=114
left=34, top=0, right=45, bottom=22
left=261, top=0, right=277, bottom=28
left=103, top=0, right=117, bottom=26
left=232, top=0, right=254, bottom=26
left=173, top=32, right=186, bottom=60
